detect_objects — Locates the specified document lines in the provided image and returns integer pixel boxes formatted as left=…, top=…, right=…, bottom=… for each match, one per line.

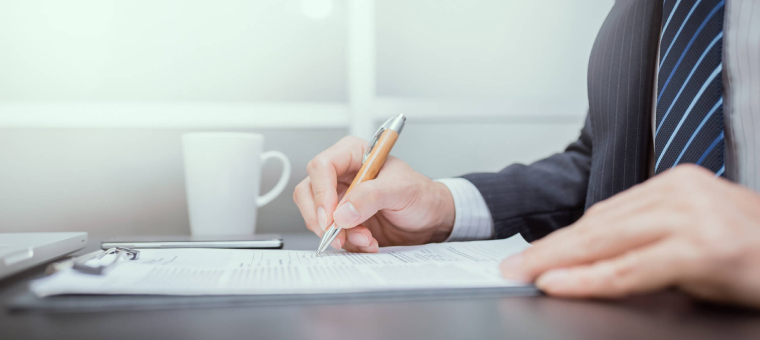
left=31, top=234, right=532, bottom=297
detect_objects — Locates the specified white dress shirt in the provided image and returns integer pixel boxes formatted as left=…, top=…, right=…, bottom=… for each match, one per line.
left=436, top=178, right=494, bottom=241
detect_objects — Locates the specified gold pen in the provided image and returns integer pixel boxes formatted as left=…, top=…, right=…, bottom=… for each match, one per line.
left=316, top=114, right=406, bottom=255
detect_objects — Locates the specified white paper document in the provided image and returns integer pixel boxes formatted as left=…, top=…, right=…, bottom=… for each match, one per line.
left=30, top=234, right=531, bottom=297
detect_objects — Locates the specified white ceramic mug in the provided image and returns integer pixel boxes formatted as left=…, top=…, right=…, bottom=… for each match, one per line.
left=182, top=132, right=291, bottom=235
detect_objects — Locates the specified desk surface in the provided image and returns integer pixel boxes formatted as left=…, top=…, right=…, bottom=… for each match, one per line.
left=1, top=233, right=759, bottom=340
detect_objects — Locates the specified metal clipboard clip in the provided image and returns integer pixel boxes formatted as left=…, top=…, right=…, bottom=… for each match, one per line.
left=47, top=247, right=140, bottom=276
left=362, top=114, right=406, bottom=164
left=73, top=247, right=140, bottom=275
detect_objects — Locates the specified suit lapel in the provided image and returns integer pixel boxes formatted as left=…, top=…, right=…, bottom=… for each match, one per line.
left=585, top=0, right=662, bottom=208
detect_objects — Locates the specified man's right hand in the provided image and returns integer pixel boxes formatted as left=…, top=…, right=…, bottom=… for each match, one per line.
left=293, top=136, right=456, bottom=253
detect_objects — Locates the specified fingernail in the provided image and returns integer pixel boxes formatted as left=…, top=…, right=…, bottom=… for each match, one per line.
left=330, top=238, right=342, bottom=250
left=536, top=269, right=569, bottom=290
left=348, top=233, right=370, bottom=247
left=333, top=202, right=360, bottom=228
left=499, top=254, right=528, bottom=281
left=317, top=206, right=327, bottom=231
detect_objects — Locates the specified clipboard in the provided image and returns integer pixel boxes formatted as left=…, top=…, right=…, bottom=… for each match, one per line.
left=7, top=286, right=540, bottom=313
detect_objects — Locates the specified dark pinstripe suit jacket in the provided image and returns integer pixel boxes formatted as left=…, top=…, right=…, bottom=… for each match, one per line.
left=463, top=0, right=663, bottom=242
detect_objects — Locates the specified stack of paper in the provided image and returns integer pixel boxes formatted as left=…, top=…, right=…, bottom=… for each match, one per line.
left=30, top=234, right=531, bottom=297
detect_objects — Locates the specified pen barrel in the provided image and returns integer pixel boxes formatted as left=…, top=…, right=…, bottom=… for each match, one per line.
left=345, top=129, right=399, bottom=193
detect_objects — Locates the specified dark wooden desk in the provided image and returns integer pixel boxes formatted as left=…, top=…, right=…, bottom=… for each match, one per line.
left=1, top=233, right=759, bottom=340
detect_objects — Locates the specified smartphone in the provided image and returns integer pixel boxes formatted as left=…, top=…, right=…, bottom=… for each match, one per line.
left=101, top=234, right=283, bottom=250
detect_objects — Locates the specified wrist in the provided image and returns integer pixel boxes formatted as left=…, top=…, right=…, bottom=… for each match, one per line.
left=428, top=181, right=456, bottom=243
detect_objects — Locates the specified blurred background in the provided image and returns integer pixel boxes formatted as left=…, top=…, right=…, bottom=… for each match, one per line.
left=0, top=0, right=613, bottom=236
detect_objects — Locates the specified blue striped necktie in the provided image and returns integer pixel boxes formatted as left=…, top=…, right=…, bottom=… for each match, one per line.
left=654, top=0, right=725, bottom=176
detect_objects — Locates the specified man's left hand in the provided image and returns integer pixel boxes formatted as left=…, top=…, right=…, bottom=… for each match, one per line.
left=499, top=164, right=760, bottom=308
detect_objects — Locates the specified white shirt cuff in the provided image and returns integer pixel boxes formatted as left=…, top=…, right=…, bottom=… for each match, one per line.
left=435, top=178, right=494, bottom=242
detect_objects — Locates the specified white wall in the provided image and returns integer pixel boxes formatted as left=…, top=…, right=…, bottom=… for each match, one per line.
left=0, top=0, right=612, bottom=236
left=0, top=128, right=346, bottom=235
left=392, top=121, right=586, bottom=180
left=0, top=0, right=347, bottom=102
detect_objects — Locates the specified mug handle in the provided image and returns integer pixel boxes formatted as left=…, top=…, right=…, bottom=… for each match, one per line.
left=256, top=151, right=291, bottom=207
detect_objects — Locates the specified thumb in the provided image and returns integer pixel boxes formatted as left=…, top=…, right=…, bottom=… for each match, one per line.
left=332, top=179, right=397, bottom=230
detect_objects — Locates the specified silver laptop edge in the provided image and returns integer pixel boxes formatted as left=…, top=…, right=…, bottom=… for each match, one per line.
left=0, top=232, right=88, bottom=280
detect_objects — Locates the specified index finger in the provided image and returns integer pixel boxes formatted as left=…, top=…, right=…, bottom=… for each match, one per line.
left=500, top=208, right=669, bottom=282
left=306, top=136, right=368, bottom=229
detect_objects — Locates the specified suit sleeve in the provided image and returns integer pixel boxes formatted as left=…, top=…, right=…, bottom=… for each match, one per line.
left=461, top=115, right=593, bottom=242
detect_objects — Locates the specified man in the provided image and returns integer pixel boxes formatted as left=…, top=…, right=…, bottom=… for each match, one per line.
left=293, top=0, right=760, bottom=308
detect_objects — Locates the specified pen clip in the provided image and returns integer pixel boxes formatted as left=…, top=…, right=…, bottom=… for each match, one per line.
left=362, top=115, right=405, bottom=164
left=363, top=126, right=386, bottom=165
